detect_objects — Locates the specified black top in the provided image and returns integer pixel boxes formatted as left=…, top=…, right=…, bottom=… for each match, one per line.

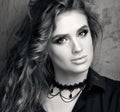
left=41, top=68, right=120, bottom=112
left=72, top=68, right=120, bottom=112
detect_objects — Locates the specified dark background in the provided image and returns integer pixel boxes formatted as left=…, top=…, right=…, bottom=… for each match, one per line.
left=0, top=0, right=120, bottom=80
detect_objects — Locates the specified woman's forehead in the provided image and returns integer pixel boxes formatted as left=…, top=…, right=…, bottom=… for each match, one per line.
left=53, top=10, right=88, bottom=36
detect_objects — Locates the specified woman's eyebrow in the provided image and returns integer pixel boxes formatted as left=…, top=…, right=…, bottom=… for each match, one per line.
left=52, top=25, right=89, bottom=40
left=52, top=34, right=69, bottom=40
left=77, top=25, right=89, bottom=33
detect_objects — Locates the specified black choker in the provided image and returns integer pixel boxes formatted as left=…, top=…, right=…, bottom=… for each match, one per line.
left=53, top=79, right=86, bottom=91
left=47, top=80, right=86, bottom=103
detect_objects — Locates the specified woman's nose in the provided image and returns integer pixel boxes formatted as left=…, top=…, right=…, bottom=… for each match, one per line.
left=72, top=39, right=83, bottom=54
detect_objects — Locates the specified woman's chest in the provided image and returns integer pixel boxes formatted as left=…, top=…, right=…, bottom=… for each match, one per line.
left=43, top=95, right=79, bottom=112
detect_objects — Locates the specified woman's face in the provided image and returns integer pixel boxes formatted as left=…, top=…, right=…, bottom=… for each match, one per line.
left=47, top=10, right=93, bottom=75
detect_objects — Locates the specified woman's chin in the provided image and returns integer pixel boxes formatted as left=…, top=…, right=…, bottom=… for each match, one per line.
left=68, top=64, right=90, bottom=74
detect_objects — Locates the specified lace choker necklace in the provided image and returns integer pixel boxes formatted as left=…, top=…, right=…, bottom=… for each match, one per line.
left=47, top=79, right=86, bottom=103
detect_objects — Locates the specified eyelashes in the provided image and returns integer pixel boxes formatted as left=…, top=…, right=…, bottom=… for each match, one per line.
left=51, top=29, right=89, bottom=45
left=52, top=36, right=68, bottom=44
left=77, top=29, right=89, bottom=38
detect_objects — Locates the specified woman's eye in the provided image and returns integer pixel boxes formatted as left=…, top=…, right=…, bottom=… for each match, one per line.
left=78, top=29, right=88, bottom=38
left=53, top=37, right=68, bottom=44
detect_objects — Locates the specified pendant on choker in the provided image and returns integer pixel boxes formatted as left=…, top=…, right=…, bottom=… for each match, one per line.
left=47, top=80, right=86, bottom=103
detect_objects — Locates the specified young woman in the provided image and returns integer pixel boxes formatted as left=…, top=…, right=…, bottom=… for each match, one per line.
left=0, top=0, right=120, bottom=112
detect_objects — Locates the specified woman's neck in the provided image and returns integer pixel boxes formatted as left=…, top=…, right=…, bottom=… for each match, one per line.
left=54, top=69, right=88, bottom=85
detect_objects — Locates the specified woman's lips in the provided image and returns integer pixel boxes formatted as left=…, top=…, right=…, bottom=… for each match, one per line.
left=71, top=55, right=87, bottom=65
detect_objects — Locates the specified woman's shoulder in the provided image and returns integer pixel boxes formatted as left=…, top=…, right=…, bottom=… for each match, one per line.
left=90, top=68, right=120, bottom=92
left=101, top=75, right=120, bottom=88
left=98, top=73, right=120, bottom=94
left=90, top=69, right=120, bottom=112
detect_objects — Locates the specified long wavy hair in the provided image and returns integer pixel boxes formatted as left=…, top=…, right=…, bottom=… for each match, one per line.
left=0, top=0, right=102, bottom=111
